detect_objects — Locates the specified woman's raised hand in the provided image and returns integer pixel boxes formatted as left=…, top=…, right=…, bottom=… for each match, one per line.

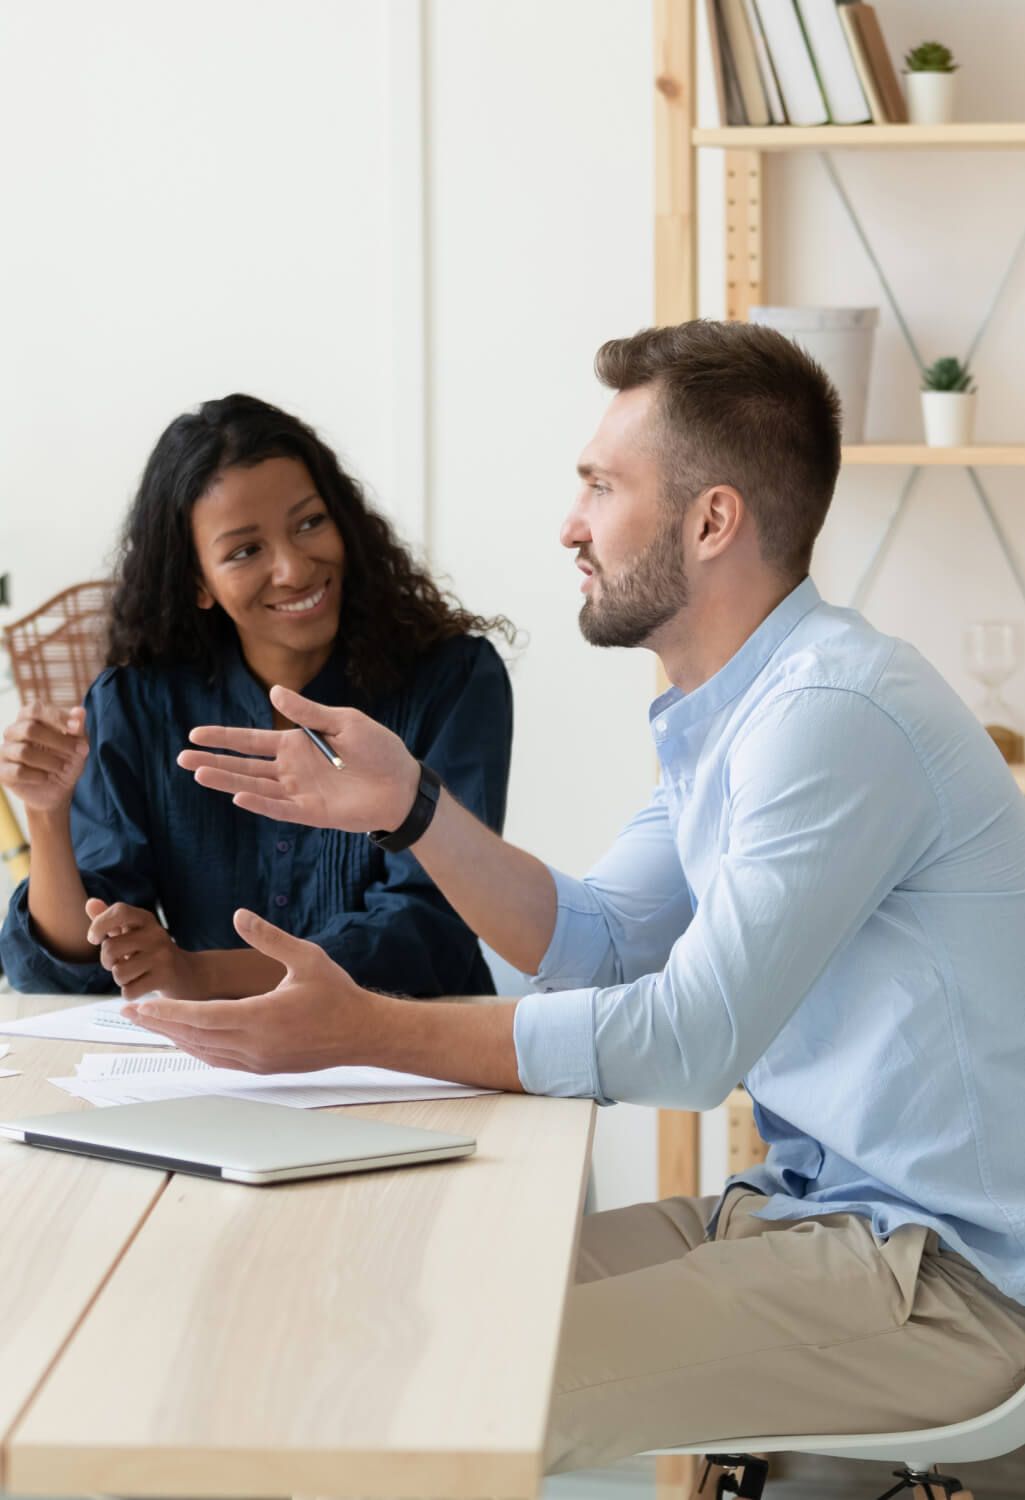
left=178, top=684, right=422, bottom=834
left=0, top=703, right=89, bottom=813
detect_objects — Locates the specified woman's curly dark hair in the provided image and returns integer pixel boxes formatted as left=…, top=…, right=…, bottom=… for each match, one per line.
left=106, top=394, right=514, bottom=697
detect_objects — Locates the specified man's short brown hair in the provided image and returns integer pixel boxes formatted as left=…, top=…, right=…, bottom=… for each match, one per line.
left=594, top=319, right=842, bottom=582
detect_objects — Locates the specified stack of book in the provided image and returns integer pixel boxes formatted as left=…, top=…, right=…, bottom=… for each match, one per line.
left=708, top=0, right=908, bottom=127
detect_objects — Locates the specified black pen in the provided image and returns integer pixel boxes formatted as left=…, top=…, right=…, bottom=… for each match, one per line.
left=300, top=725, right=345, bottom=770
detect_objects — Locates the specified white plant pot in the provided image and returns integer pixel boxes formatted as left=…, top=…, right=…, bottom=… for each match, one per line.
left=905, top=71, right=956, bottom=125
left=749, top=306, right=878, bottom=443
left=921, top=390, right=976, bottom=447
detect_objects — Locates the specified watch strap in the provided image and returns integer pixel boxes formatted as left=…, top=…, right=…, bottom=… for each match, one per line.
left=368, top=761, right=443, bottom=853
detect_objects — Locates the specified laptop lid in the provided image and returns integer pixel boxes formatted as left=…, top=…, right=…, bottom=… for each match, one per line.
left=0, top=1094, right=477, bottom=1184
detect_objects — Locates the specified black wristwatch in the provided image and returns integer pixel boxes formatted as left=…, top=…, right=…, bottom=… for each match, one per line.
left=368, top=762, right=443, bottom=853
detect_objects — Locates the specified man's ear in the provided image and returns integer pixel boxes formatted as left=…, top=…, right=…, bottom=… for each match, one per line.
left=691, top=484, right=744, bottom=557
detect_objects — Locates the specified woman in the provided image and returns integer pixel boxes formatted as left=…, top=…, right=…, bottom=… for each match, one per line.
left=0, top=395, right=514, bottom=999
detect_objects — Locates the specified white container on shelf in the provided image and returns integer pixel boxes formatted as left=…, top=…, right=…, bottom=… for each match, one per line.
left=749, top=306, right=879, bottom=443
left=921, top=390, right=976, bottom=446
left=905, top=71, right=956, bottom=125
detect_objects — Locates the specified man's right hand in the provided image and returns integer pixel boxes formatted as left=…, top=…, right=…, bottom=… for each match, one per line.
left=0, top=702, right=89, bottom=813
left=178, top=684, right=422, bottom=835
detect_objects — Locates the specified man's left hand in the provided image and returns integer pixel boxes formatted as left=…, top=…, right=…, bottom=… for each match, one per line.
left=122, top=909, right=385, bottom=1073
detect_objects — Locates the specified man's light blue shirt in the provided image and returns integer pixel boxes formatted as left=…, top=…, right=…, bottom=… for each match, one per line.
left=514, top=578, right=1025, bottom=1304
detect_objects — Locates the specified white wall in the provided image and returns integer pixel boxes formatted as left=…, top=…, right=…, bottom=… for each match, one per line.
left=424, top=0, right=659, bottom=1211
left=0, top=0, right=395, bottom=609
left=0, top=0, right=660, bottom=1212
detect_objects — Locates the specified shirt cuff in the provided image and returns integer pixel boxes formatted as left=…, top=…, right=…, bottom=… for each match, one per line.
left=513, top=986, right=611, bottom=1102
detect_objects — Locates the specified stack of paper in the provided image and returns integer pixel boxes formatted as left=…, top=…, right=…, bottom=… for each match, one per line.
left=48, top=1051, right=496, bottom=1110
left=0, top=998, right=174, bottom=1047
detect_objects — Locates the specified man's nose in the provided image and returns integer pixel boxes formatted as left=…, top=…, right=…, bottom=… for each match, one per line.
left=560, top=495, right=591, bottom=550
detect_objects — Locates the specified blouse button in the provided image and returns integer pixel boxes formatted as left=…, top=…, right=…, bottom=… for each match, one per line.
left=276, top=839, right=291, bottom=853
left=274, top=894, right=288, bottom=908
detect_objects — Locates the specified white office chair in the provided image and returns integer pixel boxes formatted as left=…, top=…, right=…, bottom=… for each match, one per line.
left=648, top=1375, right=1025, bottom=1498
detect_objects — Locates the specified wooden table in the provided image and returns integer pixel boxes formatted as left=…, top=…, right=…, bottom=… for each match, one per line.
left=0, top=994, right=595, bottom=1498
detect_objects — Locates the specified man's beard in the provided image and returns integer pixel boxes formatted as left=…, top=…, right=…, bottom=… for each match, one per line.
left=578, top=509, right=688, bottom=649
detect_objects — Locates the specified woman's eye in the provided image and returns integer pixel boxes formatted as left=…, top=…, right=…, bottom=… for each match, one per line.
left=298, top=513, right=328, bottom=533
left=226, top=544, right=259, bottom=562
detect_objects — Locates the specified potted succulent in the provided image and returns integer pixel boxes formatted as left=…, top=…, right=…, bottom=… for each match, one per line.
left=921, top=357, right=976, bottom=447
left=903, top=41, right=959, bottom=125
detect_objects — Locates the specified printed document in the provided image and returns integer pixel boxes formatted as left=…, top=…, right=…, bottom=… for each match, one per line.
left=0, top=998, right=174, bottom=1047
left=48, top=1051, right=495, bottom=1110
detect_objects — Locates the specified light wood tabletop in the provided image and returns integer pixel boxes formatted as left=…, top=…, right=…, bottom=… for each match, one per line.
left=0, top=993, right=595, bottom=1499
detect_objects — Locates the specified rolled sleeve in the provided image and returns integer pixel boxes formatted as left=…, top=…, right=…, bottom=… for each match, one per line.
left=529, top=867, right=614, bottom=992
left=513, top=985, right=611, bottom=1101
left=530, top=783, right=693, bottom=994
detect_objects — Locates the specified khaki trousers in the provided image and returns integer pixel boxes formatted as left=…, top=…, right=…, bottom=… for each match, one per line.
left=545, top=1190, right=1025, bottom=1474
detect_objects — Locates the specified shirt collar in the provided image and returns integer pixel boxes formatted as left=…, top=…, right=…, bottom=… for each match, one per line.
left=650, top=575, right=822, bottom=733
left=219, top=636, right=351, bottom=722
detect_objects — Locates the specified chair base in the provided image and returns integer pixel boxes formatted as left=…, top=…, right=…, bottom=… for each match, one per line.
left=684, top=1454, right=975, bottom=1500
left=882, top=1468, right=973, bottom=1500
left=688, top=1454, right=769, bottom=1499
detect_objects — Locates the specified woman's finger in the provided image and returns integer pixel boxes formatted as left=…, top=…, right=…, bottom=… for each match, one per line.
left=3, top=741, right=79, bottom=776
left=4, top=718, right=86, bottom=756
left=0, top=761, right=47, bottom=786
left=87, top=903, right=151, bottom=945
left=17, top=701, right=84, bottom=736
left=111, top=954, right=151, bottom=988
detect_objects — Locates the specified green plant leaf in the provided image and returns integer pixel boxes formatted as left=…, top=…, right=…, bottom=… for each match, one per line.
left=904, top=40, right=958, bottom=73
left=921, top=356, right=975, bottom=392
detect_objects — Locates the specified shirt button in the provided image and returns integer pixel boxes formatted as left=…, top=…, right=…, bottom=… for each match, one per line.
left=274, top=894, right=288, bottom=908
left=655, top=718, right=668, bottom=735
left=276, top=839, right=291, bottom=853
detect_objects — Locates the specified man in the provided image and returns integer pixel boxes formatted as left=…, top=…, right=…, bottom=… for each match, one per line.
left=129, top=321, right=1025, bottom=1471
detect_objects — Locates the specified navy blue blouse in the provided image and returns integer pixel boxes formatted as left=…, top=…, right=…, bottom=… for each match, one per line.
left=0, top=635, right=512, bottom=996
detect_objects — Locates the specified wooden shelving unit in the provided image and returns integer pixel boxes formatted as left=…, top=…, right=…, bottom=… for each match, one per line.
left=842, top=444, right=1025, bottom=466
left=693, top=123, right=1025, bottom=150
left=652, top=3, right=1025, bottom=1222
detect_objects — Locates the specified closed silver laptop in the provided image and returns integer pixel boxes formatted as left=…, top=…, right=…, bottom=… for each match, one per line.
left=0, top=1094, right=476, bottom=1184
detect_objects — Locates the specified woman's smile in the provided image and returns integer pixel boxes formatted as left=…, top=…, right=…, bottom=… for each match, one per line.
left=265, top=579, right=333, bottom=618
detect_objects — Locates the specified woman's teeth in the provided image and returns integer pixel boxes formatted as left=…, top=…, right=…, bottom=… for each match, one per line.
left=271, top=585, right=327, bottom=613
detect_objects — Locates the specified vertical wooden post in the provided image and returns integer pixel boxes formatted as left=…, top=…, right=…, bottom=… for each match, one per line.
left=653, top=0, right=700, bottom=1208
left=654, top=0, right=698, bottom=324
left=653, top=1, right=701, bottom=1194
left=724, top=150, right=763, bottom=320
left=654, top=3, right=699, bottom=1491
